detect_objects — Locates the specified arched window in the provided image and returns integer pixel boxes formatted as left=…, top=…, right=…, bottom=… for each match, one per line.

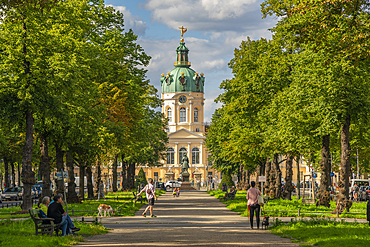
left=194, top=107, right=199, bottom=122
left=180, top=107, right=186, bottom=122
left=179, top=147, right=187, bottom=162
left=167, top=108, right=172, bottom=122
left=167, top=147, right=174, bottom=164
left=192, top=147, right=200, bottom=164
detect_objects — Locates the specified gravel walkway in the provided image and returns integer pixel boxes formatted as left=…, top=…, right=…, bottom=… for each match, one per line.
left=76, top=191, right=300, bottom=247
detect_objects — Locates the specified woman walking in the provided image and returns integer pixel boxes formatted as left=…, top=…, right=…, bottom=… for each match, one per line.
left=247, top=181, right=261, bottom=229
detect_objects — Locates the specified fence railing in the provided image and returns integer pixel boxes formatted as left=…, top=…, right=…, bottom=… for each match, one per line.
left=263, top=209, right=366, bottom=218
left=0, top=199, right=38, bottom=209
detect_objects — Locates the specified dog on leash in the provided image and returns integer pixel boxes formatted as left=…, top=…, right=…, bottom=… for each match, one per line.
left=97, top=204, right=115, bottom=217
left=262, top=216, right=270, bottom=229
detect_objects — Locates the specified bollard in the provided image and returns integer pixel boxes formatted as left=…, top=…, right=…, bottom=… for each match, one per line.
left=82, top=217, right=84, bottom=222
left=72, top=208, right=74, bottom=216
left=337, top=210, right=339, bottom=218
left=298, top=209, right=300, bottom=217
left=117, top=196, right=118, bottom=201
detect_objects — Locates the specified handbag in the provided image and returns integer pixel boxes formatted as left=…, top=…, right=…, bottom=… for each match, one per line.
left=257, top=195, right=264, bottom=206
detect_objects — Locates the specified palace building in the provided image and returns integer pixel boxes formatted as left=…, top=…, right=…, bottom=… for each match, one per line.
left=136, top=27, right=219, bottom=184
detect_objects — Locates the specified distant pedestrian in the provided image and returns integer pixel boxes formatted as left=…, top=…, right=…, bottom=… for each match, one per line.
left=97, top=180, right=106, bottom=201
left=247, top=181, right=262, bottom=230
left=138, top=178, right=157, bottom=217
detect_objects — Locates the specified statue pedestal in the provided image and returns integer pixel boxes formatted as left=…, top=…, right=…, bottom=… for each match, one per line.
left=180, top=172, right=196, bottom=190
left=182, top=172, right=190, bottom=182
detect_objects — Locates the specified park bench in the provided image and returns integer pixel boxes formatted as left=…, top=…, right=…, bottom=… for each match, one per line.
left=223, top=190, right=237, bottom=201
left=132, top=191, right=146, bottom=204
left=29, top=209, right=61, bottom=237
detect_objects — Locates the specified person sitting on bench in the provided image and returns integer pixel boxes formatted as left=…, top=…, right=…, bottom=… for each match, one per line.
left=47, top=194, right=80, bottom=236
left=222, top=186, right=236, bottom=200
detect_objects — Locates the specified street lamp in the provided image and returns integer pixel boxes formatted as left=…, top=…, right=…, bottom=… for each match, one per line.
left=0, top=159, right=3, bottom=191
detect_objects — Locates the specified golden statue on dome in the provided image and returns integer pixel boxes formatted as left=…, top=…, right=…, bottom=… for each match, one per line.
left=179, top=26, right=187, bottom=42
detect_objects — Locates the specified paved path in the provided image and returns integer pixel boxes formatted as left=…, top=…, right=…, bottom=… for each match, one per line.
left=77, top=191, right=299, bottom=247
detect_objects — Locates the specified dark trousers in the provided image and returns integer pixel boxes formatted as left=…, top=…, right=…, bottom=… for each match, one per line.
left=249, top=204, right=260, bottom=228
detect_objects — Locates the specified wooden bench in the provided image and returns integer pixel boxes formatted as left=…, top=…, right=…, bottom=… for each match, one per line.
left=29, top=209, right=61, bottom=236
left=223, top=190, right=237, bottom=201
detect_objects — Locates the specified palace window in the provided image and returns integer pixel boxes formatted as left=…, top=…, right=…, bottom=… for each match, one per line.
left=180, top=107, right=186, bottom=122
left=167, top=148, right=175, bottom=164
left=194, top=108, right=199, bottom=122
left=167, top=108, right=172, bottom=122
left=192, top=147, right=200, bottom=164
left=179, top=147, right=188, bottom=162
left=195, top=127, right=200, bottom=132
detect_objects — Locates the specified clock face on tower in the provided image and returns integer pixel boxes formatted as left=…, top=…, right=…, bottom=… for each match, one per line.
left=179, top=95, right=187, bottom=103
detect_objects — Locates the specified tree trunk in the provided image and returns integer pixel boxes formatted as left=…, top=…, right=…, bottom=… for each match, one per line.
left=86, top=165, right=94, bottom=199
left=127, top=163, right=135, bottom=189
left=17, top=162, right=21, bottom=186
left=11, top=162, right=15, bottom=187
left=121, top=154, right=128, bottom=190
left=284, top=154, right=294, bottom=200
left=245, top=169, right=250, bottom=190
left=94, top=159, right=101, bottom=197
left=335, top=116, right=352, bottom=214
left=296, top=155, right=301, bottom=200
left=4, top=157, right=9, bottom=188
left=112, top=154, right=118, bottom=192
left=66, top=152, right=79, bottom=203
left=269, top=156, right=277, bottom=198
left=273, top=154, right=282, bottom=199
left=264, top=157, right=271, bottom=196
left=317, top=135, right=331, bottom=207
left=79, top=164, right=85, bottom=200
left=40, top=133, right=52, bottom=198
left=21, top=110, right=36, bottom=210
left=55, top=144, right=64, bottom=194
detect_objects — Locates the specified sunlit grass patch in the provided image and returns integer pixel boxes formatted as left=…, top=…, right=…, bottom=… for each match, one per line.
left=270, top=218, right=370, bottom=247
left=0, top=218, right=108, bottom=247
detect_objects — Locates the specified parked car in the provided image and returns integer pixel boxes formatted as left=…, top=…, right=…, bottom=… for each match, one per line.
left=154, top=182, right=166, bottom=191
left=2, top=187, right=23, bottom=201
left=32, top=185, right=42, bottom=199
left=359, top=186, right=370, bottom=201
left=165, top=180, right=181, bottom=190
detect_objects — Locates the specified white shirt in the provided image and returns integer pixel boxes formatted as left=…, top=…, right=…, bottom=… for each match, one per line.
left=141, top=183, right=155, bottom=199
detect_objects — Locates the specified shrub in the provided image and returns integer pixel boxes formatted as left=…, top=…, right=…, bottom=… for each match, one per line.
left=136, top=168, right=148, bottom=187
left=219, top=172, right=234, bottom=189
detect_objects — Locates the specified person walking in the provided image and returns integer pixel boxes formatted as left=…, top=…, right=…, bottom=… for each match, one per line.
left=138, top=178, right=158, bottom=217
left=97, top=180, right=106, bottom=201
left=247, top=181, right=262, bottom=230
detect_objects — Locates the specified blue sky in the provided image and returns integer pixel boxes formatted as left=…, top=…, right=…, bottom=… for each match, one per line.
left=104, top=0, right=277, bottom=122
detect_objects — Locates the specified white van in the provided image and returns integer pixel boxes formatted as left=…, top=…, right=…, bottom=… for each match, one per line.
left=350, top=179, right=370, bottom=193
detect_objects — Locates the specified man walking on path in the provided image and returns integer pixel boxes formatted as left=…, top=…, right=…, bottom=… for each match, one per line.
left=137, top=178, right=157, bottom=217
left=247, top=181, right=262, bottom=230
left=97, top=180, right=106, bottom=201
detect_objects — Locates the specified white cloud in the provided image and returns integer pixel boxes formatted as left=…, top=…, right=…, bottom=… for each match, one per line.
left=108, top=5, right=148, bottom=36
left=144, top=0, right=274, bottom=35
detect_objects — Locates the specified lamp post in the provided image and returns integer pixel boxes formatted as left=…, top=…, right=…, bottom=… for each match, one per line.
left=0, top=159, right=3, bottom=191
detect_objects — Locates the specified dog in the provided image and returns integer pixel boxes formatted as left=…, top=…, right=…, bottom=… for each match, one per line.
left=97, top=204, right=115, bottom=217
left=262, top=216, right=270, bottom=229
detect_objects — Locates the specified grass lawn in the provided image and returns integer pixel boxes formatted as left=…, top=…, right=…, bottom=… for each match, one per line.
left=0, top=218, right=108, bottom=247
left=271, top=218, right=370, bottom=247
left=0, top=190, right=166, bottom=219
left=207, top=190, right=367, bottom=219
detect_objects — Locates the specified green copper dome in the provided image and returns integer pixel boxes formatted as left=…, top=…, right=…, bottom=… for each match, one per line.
left=161, top=41, right=205, bottom=93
